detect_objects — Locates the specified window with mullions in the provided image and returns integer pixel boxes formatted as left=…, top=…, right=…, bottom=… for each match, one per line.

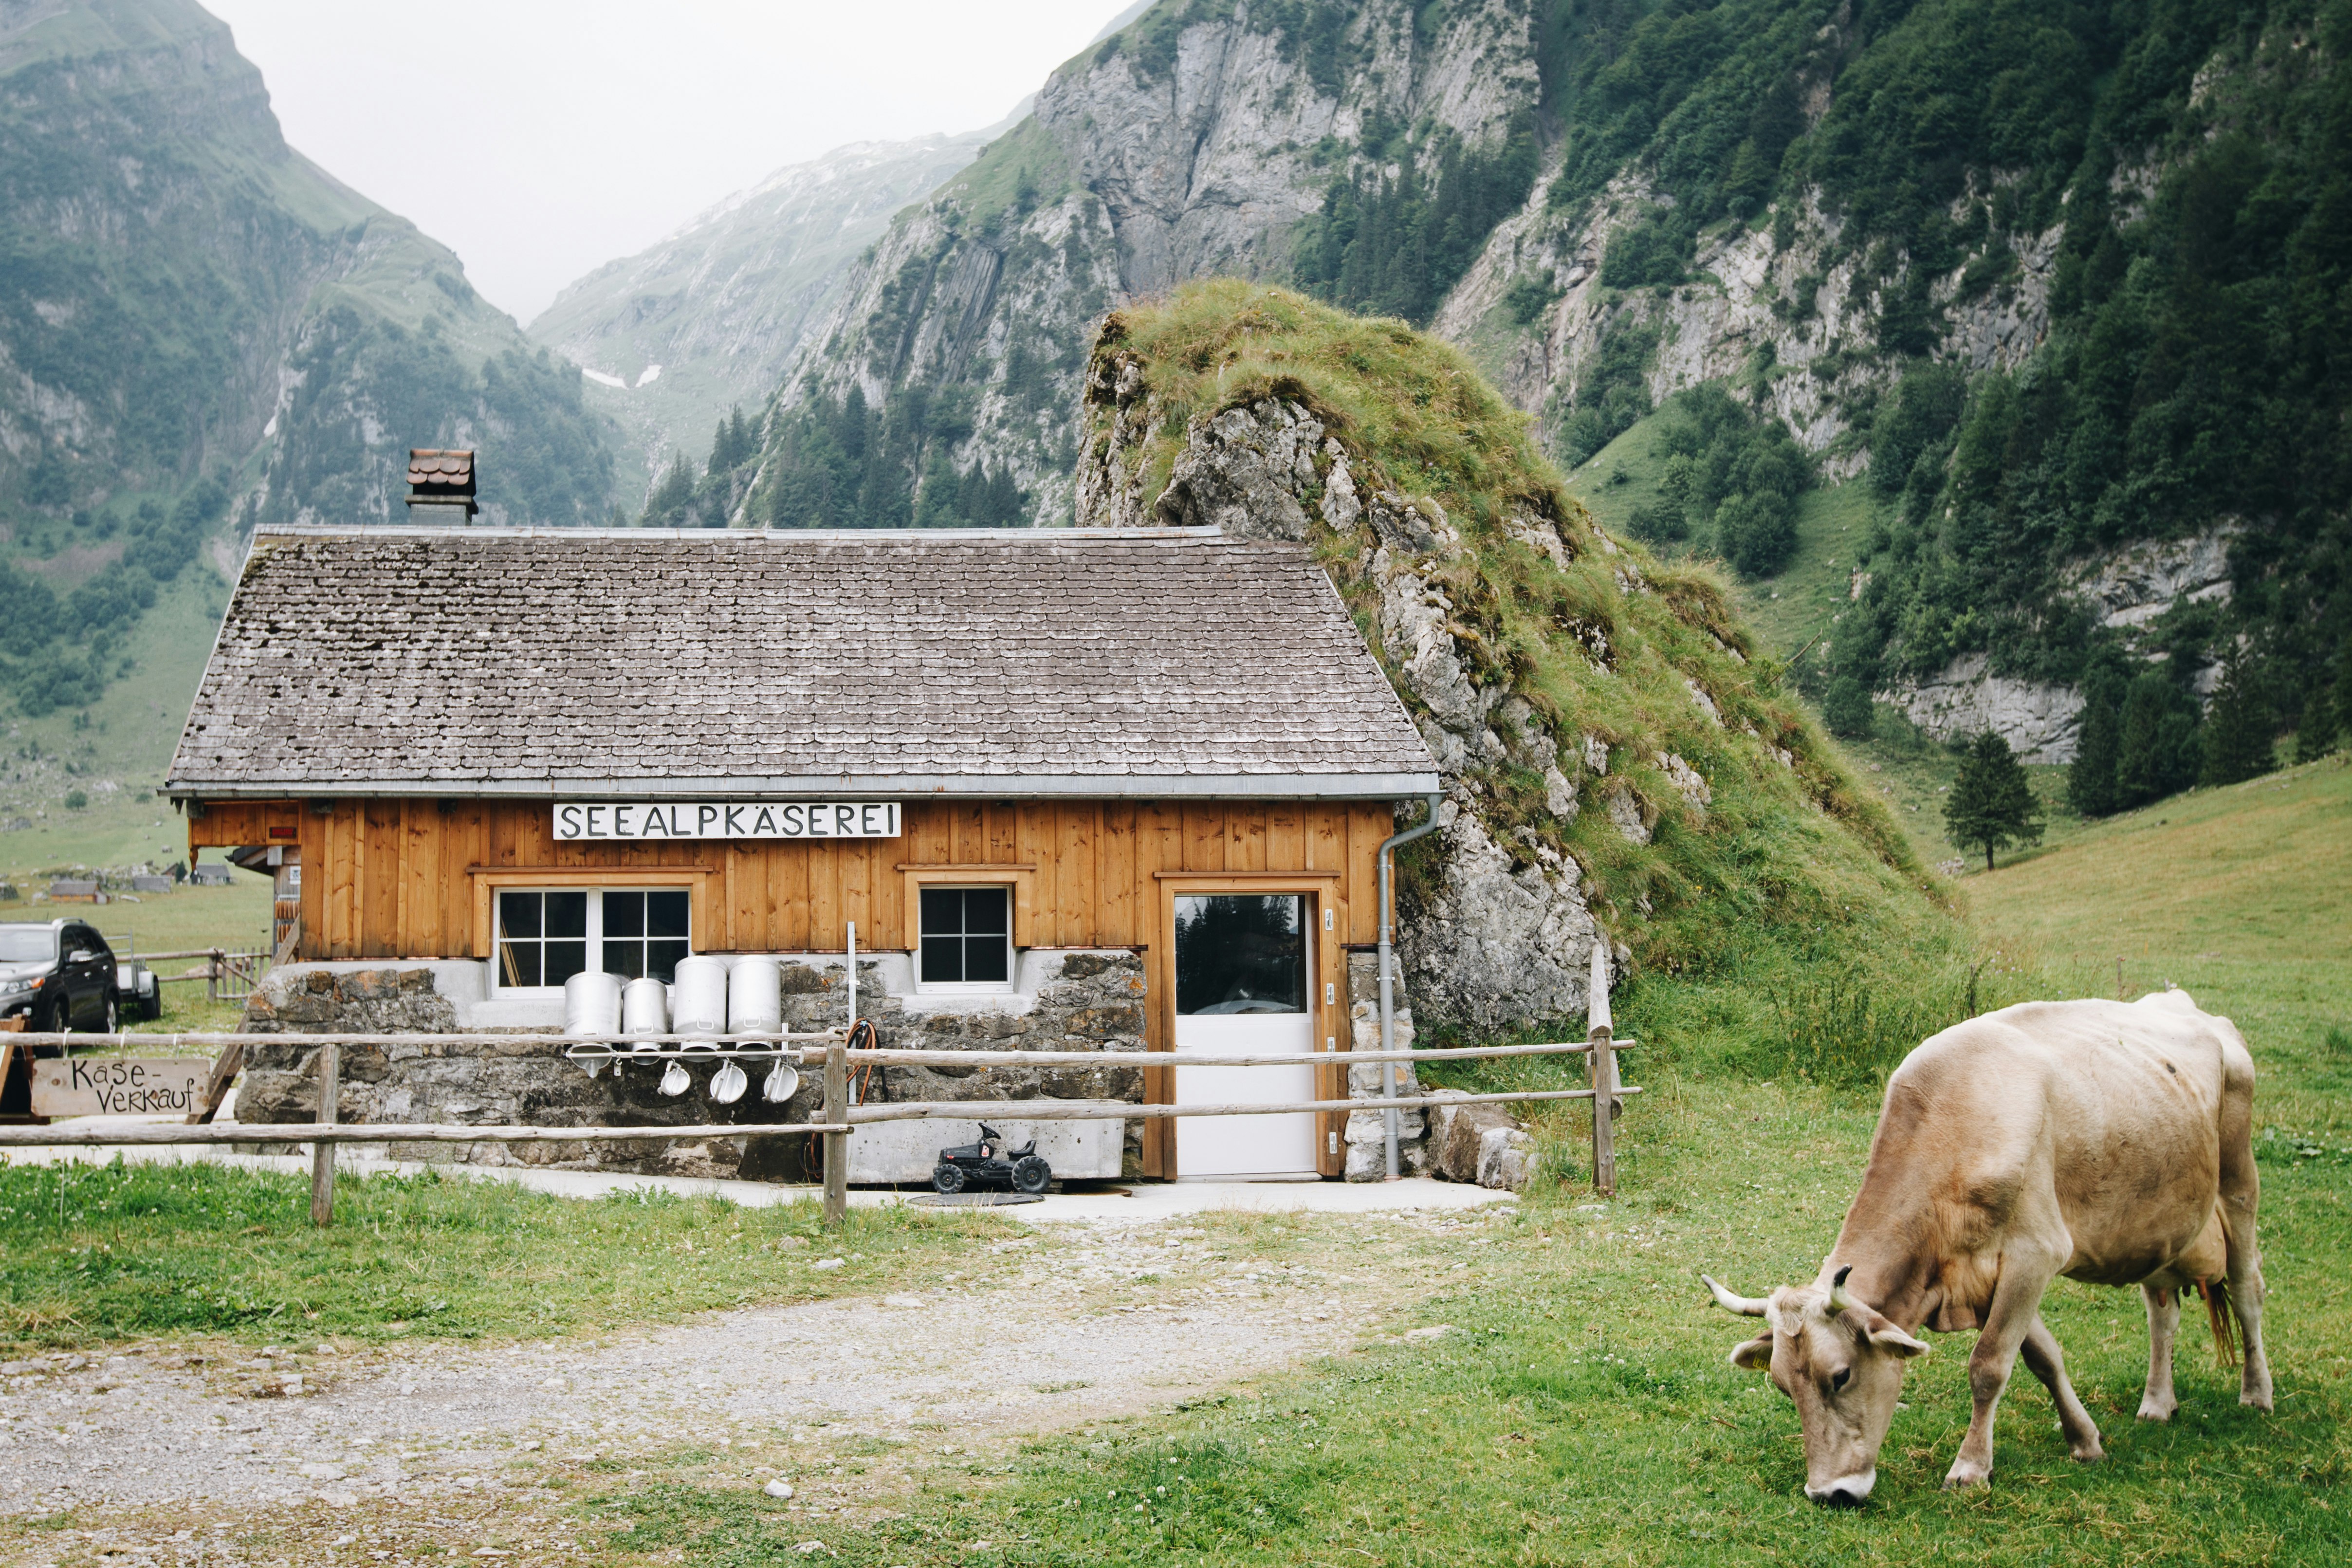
left=918, top=886, right=1011, bottom=988
left=601, top=889, right=691, bottom=981
left=494, top=888, right=691, bottom=994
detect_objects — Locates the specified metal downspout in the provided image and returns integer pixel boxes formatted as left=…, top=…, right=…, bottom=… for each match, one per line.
left=1378, top=793, right=1443, bottom=1179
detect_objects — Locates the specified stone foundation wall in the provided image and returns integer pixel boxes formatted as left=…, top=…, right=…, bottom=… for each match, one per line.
left=1341, top=949, right=1432, bottom=1182
left=234, top=953, right=1151, bottom=1181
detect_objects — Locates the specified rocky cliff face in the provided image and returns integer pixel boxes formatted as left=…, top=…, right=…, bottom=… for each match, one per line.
left=1441, top=173, right=2063, bottom=474
left=754, top=0, right=1544, bottom=527
left=530, top=129, right=999, bottom=507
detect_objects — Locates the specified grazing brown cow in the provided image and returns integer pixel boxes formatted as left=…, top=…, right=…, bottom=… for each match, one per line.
left=1705, top=990, right=2270, bottom=1505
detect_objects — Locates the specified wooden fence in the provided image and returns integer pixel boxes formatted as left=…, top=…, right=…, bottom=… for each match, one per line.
left=1, top=943, right=1638, bottom=1227
left=127, top=947, right=270, bottom=1004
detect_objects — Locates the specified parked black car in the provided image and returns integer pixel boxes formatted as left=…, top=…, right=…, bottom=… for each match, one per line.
left=0, top=919, right=121, bottom=1033
left=932, top=1125, right=1051, bottom=1195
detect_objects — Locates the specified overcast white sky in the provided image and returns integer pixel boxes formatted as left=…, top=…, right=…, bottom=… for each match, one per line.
left=205, top=1, right=1135, bottom=324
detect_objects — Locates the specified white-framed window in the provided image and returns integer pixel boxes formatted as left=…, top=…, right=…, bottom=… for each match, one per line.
left=918, top=885, right=1013, bottom=991
left=494, top=887, right=691, bottom=995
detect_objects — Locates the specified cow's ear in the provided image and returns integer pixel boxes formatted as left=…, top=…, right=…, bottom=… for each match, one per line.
left=1729, top=1334, right=1774, bottom=1371
left=1868, top=1325, right=1930, bottom=1359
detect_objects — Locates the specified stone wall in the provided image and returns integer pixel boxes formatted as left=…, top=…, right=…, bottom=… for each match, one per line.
left=235, top=952, right=1151, bottom=1181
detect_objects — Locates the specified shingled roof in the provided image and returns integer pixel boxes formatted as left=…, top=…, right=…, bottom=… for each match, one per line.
left=166, top=527, right=1439, bottom=800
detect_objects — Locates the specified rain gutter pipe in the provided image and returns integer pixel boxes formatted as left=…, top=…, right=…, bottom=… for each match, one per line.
left=1378, top=793, right=1444, bottom=1179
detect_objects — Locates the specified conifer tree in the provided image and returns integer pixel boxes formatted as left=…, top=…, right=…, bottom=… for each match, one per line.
left=2298, top=646, right=2347, bottom=760
left=2115, top=671, right=2199, bottom=808
left=2198, top=651, right=2275, bottom=788
left=2067, top=677, right=2123, bottom=817
left=1944, top=731, right=2044, bottom=872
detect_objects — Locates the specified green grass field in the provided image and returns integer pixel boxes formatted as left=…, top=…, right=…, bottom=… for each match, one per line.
left=1, top=768, right=2343, bottom=1562
left=574, top=758, right=2351, bottom=1565
left=0, top=1163, right=1013, bottom=1351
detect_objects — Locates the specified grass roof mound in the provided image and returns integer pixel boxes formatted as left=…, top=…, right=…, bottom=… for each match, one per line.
left=1088, top=279, right=1946, bottom=993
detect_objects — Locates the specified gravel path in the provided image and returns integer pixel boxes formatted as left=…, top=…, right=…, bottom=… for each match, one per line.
left=0, top=1209, right=1496, bottom=1559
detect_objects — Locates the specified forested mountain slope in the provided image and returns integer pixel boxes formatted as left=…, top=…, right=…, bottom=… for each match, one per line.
left=0, top=0, right=612, bottom=836
left=1444, top=0, right=2348, bottom=779
left=727, top=0, right=1548, bottom=532
left=745, top=0, right=2343, bottom=785
left=0, top=3, right=616, bottom=846
left=528, top=129, right=1004, bottom=513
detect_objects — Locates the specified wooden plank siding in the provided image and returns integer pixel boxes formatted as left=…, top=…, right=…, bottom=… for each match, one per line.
left=190, top=795, right=1396, bottom=1183
left=187, top=799, right=1401, bottom=963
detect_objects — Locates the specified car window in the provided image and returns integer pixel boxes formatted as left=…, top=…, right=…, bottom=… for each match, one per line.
left=0, top=926, right=55, bottom=963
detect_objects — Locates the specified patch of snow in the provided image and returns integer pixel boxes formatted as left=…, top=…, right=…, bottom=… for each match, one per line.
left=580, top=369, right=626, bottom=389
left=635, top=364, right=663, bottom=387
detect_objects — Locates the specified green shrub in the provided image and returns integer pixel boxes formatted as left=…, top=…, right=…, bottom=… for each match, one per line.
left=62, top=789, right=88, bottom=810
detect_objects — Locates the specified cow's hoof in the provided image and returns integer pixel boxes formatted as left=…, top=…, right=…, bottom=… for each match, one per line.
left=2069, top=1443, right=2105, bottom=1464
left=2241, top=1387, right=2274, bottom=1413
left=1941, top=1468, right=1990, bottom=1491
left=2135, top=1399, right=2175, bottom=1422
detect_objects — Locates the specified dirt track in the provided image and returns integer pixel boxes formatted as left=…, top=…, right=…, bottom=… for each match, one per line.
left=0, top=1208, right=1502, bottom=1563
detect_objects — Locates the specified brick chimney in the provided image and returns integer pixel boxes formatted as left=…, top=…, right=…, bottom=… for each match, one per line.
left=405, top=448, right=478, bottom=524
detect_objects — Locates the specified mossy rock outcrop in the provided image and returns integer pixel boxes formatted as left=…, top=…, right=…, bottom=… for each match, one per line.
left=1077, top=280, right=1939, bottom=1035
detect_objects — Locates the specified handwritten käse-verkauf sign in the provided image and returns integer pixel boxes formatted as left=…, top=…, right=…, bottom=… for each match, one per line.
left=33, top=1057, right=209, bottom=1117
left=554, top=802, right=901, bottom=841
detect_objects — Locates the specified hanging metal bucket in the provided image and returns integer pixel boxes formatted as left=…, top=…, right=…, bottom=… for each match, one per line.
left=760, top=1061, right=801, bottom=1104
left=709, top=1060, right=749, bottom=1105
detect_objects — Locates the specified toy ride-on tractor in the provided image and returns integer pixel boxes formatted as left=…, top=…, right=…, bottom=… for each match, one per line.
left=932, top=1125, right=1051, bottom=1196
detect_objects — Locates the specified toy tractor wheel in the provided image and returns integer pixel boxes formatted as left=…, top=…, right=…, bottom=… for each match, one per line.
left=1011, top=1155, right=1051, bottom=1195
left=932, top=1162, right=967, bottom=1196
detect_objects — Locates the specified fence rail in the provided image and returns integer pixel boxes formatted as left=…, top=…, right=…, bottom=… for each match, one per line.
left=7, top=956, right=1641, bottom=1224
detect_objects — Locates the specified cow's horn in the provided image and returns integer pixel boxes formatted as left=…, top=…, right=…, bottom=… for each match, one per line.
left=1828, top=1264, right=1857, bottom=1314
left=1702, top=1274, right=1769, bottom=1316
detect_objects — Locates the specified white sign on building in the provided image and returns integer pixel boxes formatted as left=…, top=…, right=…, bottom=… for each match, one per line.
left=553, top=802, right=902, bottom=841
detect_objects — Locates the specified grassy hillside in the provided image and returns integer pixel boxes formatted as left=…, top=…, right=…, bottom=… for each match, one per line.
left=1089, top=283, right=1947, bottom=1004
left=1968, top=753, right=2351, bottom=1130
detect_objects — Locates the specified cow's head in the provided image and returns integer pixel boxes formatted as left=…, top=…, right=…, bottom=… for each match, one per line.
left=1704, top=1265, right=1930, bottom=1506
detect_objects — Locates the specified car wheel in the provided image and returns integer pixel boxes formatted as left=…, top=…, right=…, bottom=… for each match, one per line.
left=37, top=995, right=66, bottom=1035
left=103, top=994, right=119, bottom=1034
left=1012, top=1155, right=1051, bottom=1195
left=932, top=1162, right=967, bottom=1195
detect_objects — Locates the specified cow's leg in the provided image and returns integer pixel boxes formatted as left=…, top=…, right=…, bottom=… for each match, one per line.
left=2018, top=1314, right=2103, bottom=1461
left=2138, top=1284, right=2180, bottom=1421
left=1945, top=1260, right=2057, bottom=1489
left=2217, top=1044, right=2273, bottom=1412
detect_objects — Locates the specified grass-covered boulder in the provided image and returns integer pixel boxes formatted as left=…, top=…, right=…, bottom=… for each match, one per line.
left=1078, top=280, right=1941, bottom=1036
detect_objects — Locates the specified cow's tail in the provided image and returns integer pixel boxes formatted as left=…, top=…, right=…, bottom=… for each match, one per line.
left=2196, top=1277, right=2239, bottom=1371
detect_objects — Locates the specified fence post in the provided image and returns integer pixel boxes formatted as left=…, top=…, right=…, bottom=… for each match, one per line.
left=1588, top=942, right=1617, bottom=1198
left=310, top=1043, right=340, bottom=1227
left=821, top=1041, right=847, bottom=1230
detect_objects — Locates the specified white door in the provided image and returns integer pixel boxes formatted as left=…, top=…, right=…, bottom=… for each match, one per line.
left=1173, top=893, right=1318, bottom=1180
